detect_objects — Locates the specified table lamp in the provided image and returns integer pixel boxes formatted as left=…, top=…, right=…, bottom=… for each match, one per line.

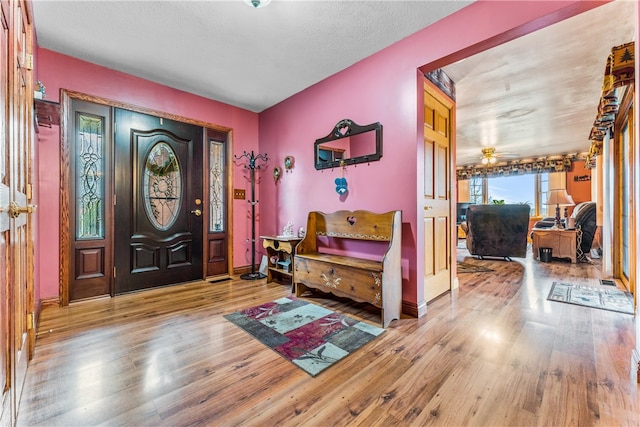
left=545, top=189, right=575, bottom=229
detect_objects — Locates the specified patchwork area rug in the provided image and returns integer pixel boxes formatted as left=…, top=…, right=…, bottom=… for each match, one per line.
left=457, top=261, right=494, bottom=273
left=224, top=297, right=385, bottom=376
left=547, top=282, right=634, bottom=314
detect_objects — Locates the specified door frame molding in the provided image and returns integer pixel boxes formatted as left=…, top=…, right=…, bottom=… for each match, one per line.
left=419, top=78, right=456, bottom=311
left=59, top=89, right=233, bottom=305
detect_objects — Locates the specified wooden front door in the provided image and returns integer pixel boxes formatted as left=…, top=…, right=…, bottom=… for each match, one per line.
left=114, top=109, right=204, bottom=293
left=423, top=80, right=454, bottom=302
left=1, top=0, right=35, bottom=423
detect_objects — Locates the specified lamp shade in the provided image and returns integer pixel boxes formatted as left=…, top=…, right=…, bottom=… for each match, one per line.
left=545, top=189, right=575, bottom=206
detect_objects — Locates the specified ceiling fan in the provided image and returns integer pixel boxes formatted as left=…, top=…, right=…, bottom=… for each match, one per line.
left=479, top=147, right=519, bottom=165
left=480, top=147, right=498, bottom=165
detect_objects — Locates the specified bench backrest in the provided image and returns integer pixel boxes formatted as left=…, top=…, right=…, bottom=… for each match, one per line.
left=297, top=210, right=401, bottom=255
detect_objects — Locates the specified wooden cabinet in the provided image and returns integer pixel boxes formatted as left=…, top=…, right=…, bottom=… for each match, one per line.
left=532, top=228, right=577, bottom=263
left=261, top=235, right=301, bottom=286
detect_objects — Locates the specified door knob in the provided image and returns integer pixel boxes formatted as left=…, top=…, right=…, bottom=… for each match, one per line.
left=190, top=209, right=202, bottom=217
left=9, top=201, right=37, bottom=219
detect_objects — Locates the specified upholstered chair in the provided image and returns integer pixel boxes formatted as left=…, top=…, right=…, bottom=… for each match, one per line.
left=464, top=204, right=531, bottom=261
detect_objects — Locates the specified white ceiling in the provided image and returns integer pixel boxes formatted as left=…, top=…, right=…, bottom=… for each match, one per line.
left=32, top=0, right=636, bottom=166
left=443, top=0, right=636, bottom=166
left=31, top=0, right=470, bottom=113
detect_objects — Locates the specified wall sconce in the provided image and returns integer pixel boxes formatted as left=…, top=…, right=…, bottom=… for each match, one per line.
left=284, top=155, right=294, bottom=172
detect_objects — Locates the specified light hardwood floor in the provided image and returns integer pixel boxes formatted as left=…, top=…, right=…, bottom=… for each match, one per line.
left=17, top=248, right=639, bottom=426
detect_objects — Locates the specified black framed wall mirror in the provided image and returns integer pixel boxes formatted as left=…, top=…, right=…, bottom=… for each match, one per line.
left=314, top=119, right=382, bottom=170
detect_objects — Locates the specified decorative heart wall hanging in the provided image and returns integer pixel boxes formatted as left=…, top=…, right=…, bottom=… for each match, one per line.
left=334, top=158, right=348, bottom=195
left=335, top=177, right=348, bottom=194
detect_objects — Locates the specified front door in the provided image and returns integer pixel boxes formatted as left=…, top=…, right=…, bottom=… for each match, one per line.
left=423, top=80, right=454, bottom=302
left=114, top=109, right=204, bottom=293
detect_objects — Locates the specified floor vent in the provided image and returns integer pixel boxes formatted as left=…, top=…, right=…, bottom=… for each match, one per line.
left=600, top=279, right=616, bottom=287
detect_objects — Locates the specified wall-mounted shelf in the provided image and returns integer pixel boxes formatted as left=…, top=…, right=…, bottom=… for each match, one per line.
left=34, top=99, right=60, bottom=131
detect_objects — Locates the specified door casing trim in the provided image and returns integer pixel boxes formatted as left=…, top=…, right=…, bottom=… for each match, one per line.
left=59, top=89, right=234, bottom=305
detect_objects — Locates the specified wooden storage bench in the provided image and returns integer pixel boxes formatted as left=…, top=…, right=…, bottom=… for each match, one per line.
left=294, top=210, right=402, bottom=327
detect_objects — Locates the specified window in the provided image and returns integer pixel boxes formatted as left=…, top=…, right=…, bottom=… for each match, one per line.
left=621, top=120, right=630, bottom=280
left=462, top=172, right=549, bottom=217
left=487, top=174, right=535, bottom=214
left=469, top=177, right=483, bottom=205
left=537, top=173, right=550, bottom=217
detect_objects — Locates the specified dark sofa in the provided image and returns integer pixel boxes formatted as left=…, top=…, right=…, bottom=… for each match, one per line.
left=462, top=204, right=530, bottom=260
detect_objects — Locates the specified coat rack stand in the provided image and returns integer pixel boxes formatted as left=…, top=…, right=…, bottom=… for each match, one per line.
left=235, top=150, right=268, bottom=280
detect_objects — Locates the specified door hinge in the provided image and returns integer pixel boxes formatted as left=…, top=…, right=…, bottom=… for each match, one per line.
left=27, top=312, right=34, bottom=330
left=113, top=267, right=116, bottom=278
left=25, top=54, right=33, bottom=71
left=26, top=183, right=33, bottom=200
left=113, top=193, right=116, bottom=205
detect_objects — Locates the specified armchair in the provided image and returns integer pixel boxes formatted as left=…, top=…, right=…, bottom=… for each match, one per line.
left=573, top=202, right=597, bottom=261
left=463, top=204, right=530, bottom=261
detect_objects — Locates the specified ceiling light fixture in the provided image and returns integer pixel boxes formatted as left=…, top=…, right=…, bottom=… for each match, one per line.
left=481, top=147, right=497, bottom=165
left=243, top=0, right=272, bottom=8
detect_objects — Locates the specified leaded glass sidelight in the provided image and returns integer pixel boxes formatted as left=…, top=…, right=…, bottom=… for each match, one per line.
left=143, top=142, right=182, bottom=231
left=209, top=140, right=225, bottom=232
left=76, top=114, right=105, bottom=239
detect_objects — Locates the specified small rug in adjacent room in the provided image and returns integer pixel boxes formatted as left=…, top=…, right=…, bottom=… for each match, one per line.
left=547, top=282, right=634, bottom=314
left=224, top=296, right=385, bottom=377
left=457, top=261, right=494, bottom=273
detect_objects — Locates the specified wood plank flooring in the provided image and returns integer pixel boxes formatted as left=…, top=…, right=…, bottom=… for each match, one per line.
left=17, top=248, right=639, bottom=426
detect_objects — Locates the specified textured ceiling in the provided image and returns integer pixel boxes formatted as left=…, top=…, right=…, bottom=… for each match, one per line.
left=31, top=1, right=636, bottom=165
left=443, top=0, right=636, bottom=166
left=32, top=0, right=470, bottom=113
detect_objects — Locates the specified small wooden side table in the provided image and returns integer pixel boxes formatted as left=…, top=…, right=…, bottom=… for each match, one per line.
left=532, top=228, right=577, bottom=263
left=260, top=235, right=302, bottom=287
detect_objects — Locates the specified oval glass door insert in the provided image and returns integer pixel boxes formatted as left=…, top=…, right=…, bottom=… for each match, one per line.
left=143, top=142, right=182, bottom=230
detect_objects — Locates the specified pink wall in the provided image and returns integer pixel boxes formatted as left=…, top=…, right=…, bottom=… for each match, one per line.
left=34, top=1, right=608, bottom=308
left=35, top=49, right=260, bottom=299
left=258, top=1, right=606, bottom=309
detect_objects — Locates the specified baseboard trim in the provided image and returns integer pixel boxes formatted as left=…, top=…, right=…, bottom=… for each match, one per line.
left=402, top=299, right=427, bottom=318
left=233, top=265, right=255, bottom=276
left=40, top=297, right=61, bottom=309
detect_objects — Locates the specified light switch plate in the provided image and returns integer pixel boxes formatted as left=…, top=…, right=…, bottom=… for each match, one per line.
left=234, top=189, right=246, bottom=199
